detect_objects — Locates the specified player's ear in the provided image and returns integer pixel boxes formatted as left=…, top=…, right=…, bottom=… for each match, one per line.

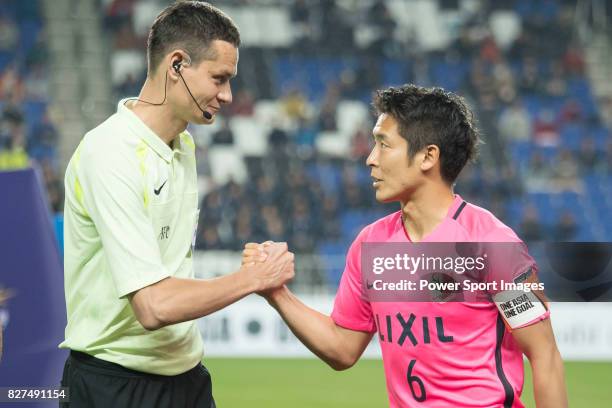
left=420, top=144, right=440, bottom=171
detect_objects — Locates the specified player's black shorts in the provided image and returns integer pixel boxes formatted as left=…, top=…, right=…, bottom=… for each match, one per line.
left=60, top=350, right=215, bottom=408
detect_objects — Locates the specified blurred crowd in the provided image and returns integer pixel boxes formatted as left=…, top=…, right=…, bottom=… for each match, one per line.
left=0, top=0, right=63, bottom=211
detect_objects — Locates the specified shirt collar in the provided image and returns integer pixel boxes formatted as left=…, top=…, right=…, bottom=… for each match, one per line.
left=446, top=194, right=465, bottom=218
left=117, top=98, right=188, bottom=162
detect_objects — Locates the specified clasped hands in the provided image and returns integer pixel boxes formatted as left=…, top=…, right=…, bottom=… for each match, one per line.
left=241, top=241, right=294, bottom=296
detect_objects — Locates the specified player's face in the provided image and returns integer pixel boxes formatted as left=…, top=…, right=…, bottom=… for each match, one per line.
left=174, top=40, right=238, bottom=124
left=366, top=114, right=424, bottom=203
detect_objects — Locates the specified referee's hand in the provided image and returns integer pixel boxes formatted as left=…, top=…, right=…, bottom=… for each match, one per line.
left=242, top=241, right=294, bottom=292
left=242, top=241, right=273, bottom=266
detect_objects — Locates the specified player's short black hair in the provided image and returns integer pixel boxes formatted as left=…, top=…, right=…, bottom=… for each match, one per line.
left=373, top=84, right=481, bottom=184
left=147, top=1, right=241, bottom=75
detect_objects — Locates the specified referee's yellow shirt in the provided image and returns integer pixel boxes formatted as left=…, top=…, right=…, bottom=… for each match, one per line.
left=59, top=99, right=203, bottom=375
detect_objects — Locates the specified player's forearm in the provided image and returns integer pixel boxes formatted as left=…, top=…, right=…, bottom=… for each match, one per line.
left=267, top=287, right=356, bottom=370
left=142, top=270, right=257, bottom=329
left=528, top=348, right=568, bottom=408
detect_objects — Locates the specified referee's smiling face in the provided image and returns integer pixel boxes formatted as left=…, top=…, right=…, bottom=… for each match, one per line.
left=170, top=40, right=238, bottom=125
left=367, top=113, right=431, bottom=204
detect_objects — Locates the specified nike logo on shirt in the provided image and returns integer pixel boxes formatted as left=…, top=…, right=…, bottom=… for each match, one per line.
left=154, top=180, right=167, bottom=195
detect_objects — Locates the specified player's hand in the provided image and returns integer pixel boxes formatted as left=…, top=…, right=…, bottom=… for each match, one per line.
left=243, top=241, right=290, bottom=299
left=245, top=242, right=295, bottom=292
left=242, top=241, right=273, bottom=266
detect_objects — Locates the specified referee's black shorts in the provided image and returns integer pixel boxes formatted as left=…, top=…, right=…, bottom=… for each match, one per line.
left=60, top=350, right=215, bottom=408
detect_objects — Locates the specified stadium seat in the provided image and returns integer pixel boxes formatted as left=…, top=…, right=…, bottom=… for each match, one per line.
left=337, top=100, right=369, bottom=135
left=382, top=59, right=410, bottom=87
left=208, top=146, right=248, bottom=185
left=315, top=130, right=351, bottom=157
left=133, top=2, right=165, bottom=37
left=111, top=50, right=146, bottom=85
left=317, top=240, right=349, bottom=286
left=254, top=99, right=295, bottom=131
left=256, top=8, right=293, bottom=48
left=230, top=117, right=268, bottom=157
left=489, top=11, right=521, bottom=48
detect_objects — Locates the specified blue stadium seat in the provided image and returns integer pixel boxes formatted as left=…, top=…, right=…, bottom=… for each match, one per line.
left=382, top=59, right=410, bottom=87
left=317, top=240, right=350, bottom=286
left=18, top=20, right=42, bottom=55
left=275, top=57, right=358, bottom=101
left=0, top=51, right=13, bottom=72
left=340, top=210, right=370, bottom=239
left=510, top=141, right=532, bottom=169
left=305, top=162, right=343, bottom=194
left=559, top=123, right=585, bottom=150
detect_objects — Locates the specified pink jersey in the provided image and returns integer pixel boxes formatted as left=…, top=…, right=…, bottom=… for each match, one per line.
left=331, top=195, right=549, bottom=408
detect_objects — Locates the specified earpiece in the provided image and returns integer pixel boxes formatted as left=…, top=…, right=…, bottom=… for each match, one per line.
left=136, top=56, right=212, bottom=121
left=172, top=60, right=182, bottom=73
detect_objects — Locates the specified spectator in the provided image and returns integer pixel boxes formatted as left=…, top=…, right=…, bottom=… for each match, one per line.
left=0, top=15, right=18, bottom=51
left=25, top=31, right=49, bottom=70
left=24, top=65, right=49, bottom=101
left=367, top=0, right=399, bottom=56
left=544, top=62, right=568, bottom=98
left=227, top=90, right=255, bottom=117
left=268, top=125, right=290, bottom=152
left=29, top=109, right=59, bottom=162
left=0, top=67, right=25, bottom=101
left=318, top=84, right=340, bottom=131
left=552, top=149, right=581, bottom=193
left=553, top=211, right=577, bottom=241
left=117, top=73, right=141, bottom=98
left=533, top=109, right=560, bottom=147
left=41, top=160, right=63, bottom=212
left=605, top=141, right=612, bottom=174
left=576, top=137, right=602, bottom=174
left=282, top=89, right=309, bottom=122
left=104, top=0, right=136, bottom=30
left=558, top=99, right=583, bottom=124
left=525, top=152, right=551, bottom=191
left=493, top=61, right=517, bottom=103
left=211, top=117, right=235, bottom=145
left=318, top=195, right=341, bottom=240
left=519, top=205, right=544, bottom=242
left=289, top=197, right=315, bottom=252
left=198, top=225, right=223, bottom=250
left=498, top=99, right=531, bottom=142
left=113, top=21, right=140, bottom=49
left=563, top=43, right=585, bottom=76
left=517, top=56, right=541, bottom=94
left=0, top=123, right=29, bottom=170
left=290, top=0, right=314, bottom=49
left=351, top=127, right=372, bottom=161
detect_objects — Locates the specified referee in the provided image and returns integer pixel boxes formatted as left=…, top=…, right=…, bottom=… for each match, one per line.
left=59, top=2, right=294, bottom=407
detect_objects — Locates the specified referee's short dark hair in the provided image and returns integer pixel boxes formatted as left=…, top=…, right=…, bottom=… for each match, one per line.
left=147, top=1, right=241, bottom=75
left=373, top=84, right=481, bottom=184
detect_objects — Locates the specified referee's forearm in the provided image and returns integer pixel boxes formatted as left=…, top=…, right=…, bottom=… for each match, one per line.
left=132, top=270, right=257, bottom=330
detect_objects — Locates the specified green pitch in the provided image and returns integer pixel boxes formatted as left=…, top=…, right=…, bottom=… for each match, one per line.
left=205, top=358, right=612, bottom=407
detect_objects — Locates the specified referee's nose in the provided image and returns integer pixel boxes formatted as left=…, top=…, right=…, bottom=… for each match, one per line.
left=218, top=82, right=232, bottom=105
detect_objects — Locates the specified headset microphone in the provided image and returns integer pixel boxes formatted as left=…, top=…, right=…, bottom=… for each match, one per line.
left=173, top=60, right=213, bottom=120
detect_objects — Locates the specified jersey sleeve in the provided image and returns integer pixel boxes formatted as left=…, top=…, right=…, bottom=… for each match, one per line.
left=78, top=144, right=170, bottom=298
left=482, top=229, right=550, bottom=330
left=331, top=230, right=377, bottom=333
